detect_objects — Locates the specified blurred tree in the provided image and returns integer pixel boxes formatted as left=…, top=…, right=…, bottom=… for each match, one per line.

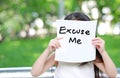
left=0, top=0, right=120, bottom=41
left=0, top=0, right=58, bottom=41
left=96, top=0, right=120, bottom=23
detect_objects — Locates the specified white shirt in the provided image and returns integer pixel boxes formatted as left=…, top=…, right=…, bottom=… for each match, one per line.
left=54, top=62, right=95, bottom=78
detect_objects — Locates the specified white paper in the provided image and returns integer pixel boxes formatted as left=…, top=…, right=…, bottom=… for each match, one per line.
left=55, top=20, right=97, bottom=63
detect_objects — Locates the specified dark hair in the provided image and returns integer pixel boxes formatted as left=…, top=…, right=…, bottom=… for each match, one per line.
left=64, top=12, right=90, bottom=21
left=64, top=12, right=103, bottom=78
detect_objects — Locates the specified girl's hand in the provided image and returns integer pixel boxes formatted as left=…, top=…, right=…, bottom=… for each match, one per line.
left=92, top=37, right=105, bottom=54
left=47, top=37, right=63, bottom=52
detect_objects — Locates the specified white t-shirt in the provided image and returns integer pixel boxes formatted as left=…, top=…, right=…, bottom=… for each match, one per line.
left=54, top=62, right=95, bottom=78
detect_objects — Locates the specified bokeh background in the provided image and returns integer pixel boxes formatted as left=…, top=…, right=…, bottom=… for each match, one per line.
left=0, top=0, right=120, bottom=68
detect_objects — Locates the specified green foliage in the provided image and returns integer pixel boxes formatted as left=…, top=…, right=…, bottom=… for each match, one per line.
left=0, top=35, right=120, bottom=67
left=0, top=0, right=58, bottom=40
left=96, top=0, right=120, bottom=23
left=0, top=0, right=120, bottom=40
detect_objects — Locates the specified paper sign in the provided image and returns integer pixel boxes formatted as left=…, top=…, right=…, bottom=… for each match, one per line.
left=55, top=20, right=97, bottom=63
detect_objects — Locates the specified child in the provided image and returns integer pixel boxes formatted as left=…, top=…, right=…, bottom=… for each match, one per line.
left=31, top=12, right=117, bottom=78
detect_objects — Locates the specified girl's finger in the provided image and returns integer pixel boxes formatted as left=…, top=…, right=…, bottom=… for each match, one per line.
left=92, top=37, right=103, bottom=41
left=56, top=37, right=64, bottom=40
left=92, top=38, right=105, bottom=44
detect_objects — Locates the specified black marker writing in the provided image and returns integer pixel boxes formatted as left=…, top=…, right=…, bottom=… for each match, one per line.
left=59, top=26, right=90, bottom=35
left=69, top=37, right=82, bottom=44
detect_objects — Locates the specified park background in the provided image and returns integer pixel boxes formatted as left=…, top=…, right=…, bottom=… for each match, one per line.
left=0, top=0, right=120, bottom=69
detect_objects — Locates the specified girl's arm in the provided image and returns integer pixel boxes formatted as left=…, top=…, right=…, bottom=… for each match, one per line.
left=31, top=37, right=62, bottom=77
left=31, top=48, right=56, bottom=77
left=93, top=37, right=117, bottom=77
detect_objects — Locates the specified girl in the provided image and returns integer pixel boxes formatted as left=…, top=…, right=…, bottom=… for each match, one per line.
left=31, top=12, right=117, bottom=78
